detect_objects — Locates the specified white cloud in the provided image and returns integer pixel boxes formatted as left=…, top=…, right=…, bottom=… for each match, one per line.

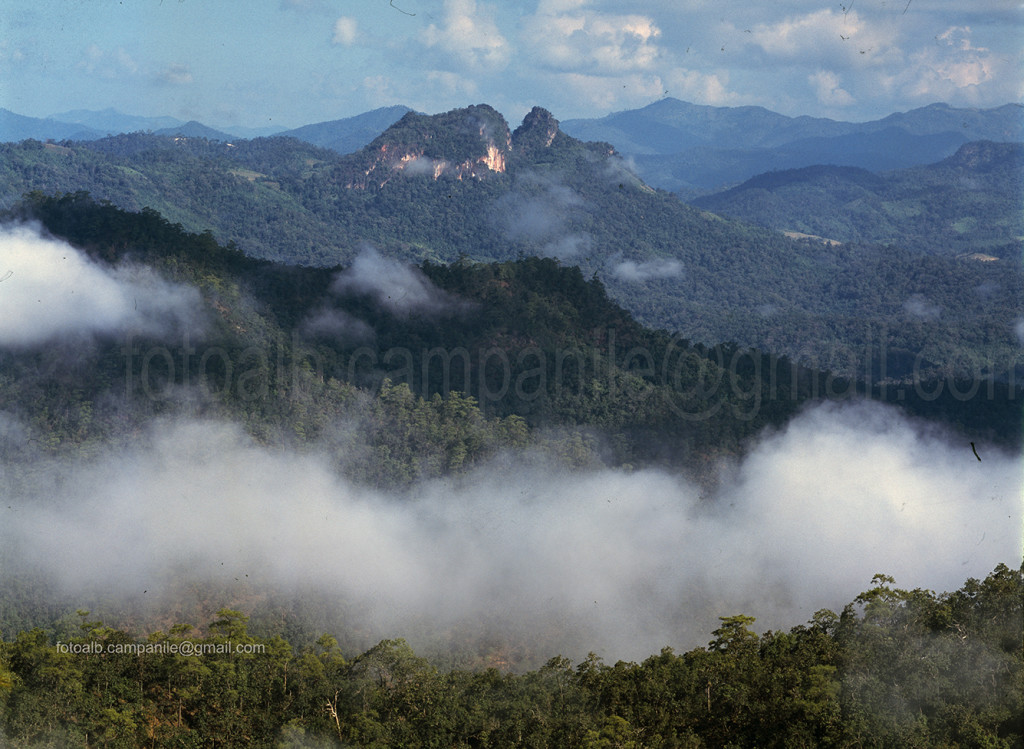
left=810, top=69, right=855, bottom=107
left=664, top=67, right=742, bottom=107
left=358, top=68, right=480, bottom=114
left=0, top=224, right=204, bottom=347
left=332, top=16, right=358, bottom=46
left=611, top=258, right=683, bottom=282
left=903, top=294, right=941, bottom=321
left=744, top=9, right=901, bottom=68
left=115, top=49, right=139, bottom=75
left=421, top=0, right=511, bottom=71
left=425, top=69, right=479, bottom=98
left=516, top=2, right=754, bottom=113
left=523, top=4, right=663, bottom=75
left=78, top=44, right=140, bottom=79
left=0, top=40, right=27, bottom=72
left=932, top=26, right=994, bottom=89
left=900, top=26, right=995, bottom=100
left=496, top=174, right=592, bottom=259
left=80, top=43, right=105, bottom=73
left=551, top=70, right=668, bottom=112
left=159, top=63, right=194, bottom=86
left=361, top=74, right=396, bottom=105
left=299, top=307, right=375, bottom=343
left=719, top=401, right=1019, bottom=617
left=331, top=246, right=468, bottom=316
left=748, top=9, right=834, bottom=58
left=2, top=401, right=1018, bottom=661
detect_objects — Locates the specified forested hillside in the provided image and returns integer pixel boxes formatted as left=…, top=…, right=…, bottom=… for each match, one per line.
left=4, top=192, right=1016, bottom=471
left=0, top=192, right=780, bottom=470
left=0, top=180, right=1020, bottom=749
left=1, top=565, right=1019, bottom=748
left=690, top=141, right=1024, bottom=257
left=1, top=105, right=1020, bottom=385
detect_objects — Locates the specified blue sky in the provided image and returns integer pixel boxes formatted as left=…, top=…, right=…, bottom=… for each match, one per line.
left=2, top=0, right=1021, bottom=130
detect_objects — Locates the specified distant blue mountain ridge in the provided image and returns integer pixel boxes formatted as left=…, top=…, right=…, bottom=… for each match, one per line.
left=1, top=99, right=1019, bottom=192
left=0, top=105, right=415, bottom=154
left=560, top=99, right=1023, bottom=192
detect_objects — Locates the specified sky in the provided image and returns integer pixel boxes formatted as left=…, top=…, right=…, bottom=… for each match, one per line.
left=1, top=0, right=1022, bottom=131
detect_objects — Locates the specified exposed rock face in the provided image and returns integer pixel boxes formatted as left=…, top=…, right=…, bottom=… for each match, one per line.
left=512, top=107, right=561, bottom=155
left=339, top=103, right=620, bottom=188
left=481, top=142, right=507, bottom=173
left=344, top=105, right=513, bottom=188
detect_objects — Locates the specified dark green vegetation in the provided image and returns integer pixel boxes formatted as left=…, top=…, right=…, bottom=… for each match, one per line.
left=1, top=565, right=1019, bottom=748
left=3, top=192, right=1017, bottom=489
left=1, top=104, right=1021, bottom=384
left=0, top=192, right=822, bottom=490
left=1, top=124, right=1022, bottom=746
left=691, top=141, right=1024, bottom=258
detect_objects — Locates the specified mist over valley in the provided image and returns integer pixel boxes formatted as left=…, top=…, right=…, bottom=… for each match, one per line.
left=3, top=0, right=1022, bottom=738
left=0, top=99, right=1021, bottom=747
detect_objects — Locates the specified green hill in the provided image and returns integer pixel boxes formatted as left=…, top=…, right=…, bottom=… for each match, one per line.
left=0, top=192, right=801, bottom=486
left=4, top=192, right=1018, bottom=479
left=0, top=194, right=1020, bottom=749
left=1, top=106, right=1020, bottom=385
left=690, top=141, right=1024, bottom=258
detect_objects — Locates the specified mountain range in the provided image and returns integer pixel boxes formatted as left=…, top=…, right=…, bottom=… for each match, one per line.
left=561, top=98, right=1024, bottom=193
left=0, top=101, right=1020, bottom=386
left=561, top=99, right=1022, bottom=153
left=0, top=100, right=1020, bottom=743
left=2, top=90, right=1024, bottom=749
left=0, top=105, right=412, bottom=153
left=3, top=98, right=1021, bottom=193
left=1, top=191, right=1020, bottom=746
left=690, top=140, right=1024, bottom=257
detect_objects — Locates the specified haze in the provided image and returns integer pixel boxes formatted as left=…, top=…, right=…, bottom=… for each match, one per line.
left=2, top=1, right=1020, bottom=129
left=2, top=396, right=1017, bottom=664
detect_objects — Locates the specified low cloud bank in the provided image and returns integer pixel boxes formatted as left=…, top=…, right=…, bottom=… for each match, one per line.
left=611, top=257, right=684, bottom=282
left=1, top=401, right=1019, bottom=662
left=497, top=175, right=592, bottom=260
left=903, top=293, right=942, bottom=321
left=299, top=306, right=376, bottom=343
left=330, top=246, right=468, bottom=316
left=0, top=224, right=204, bottom=347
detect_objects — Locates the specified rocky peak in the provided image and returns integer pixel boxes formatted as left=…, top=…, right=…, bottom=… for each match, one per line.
left=512, top=107, right=560, bottom=154
left=942, top=140, right=1022, bottom=173
left=344, top=105, right=512, bottom=188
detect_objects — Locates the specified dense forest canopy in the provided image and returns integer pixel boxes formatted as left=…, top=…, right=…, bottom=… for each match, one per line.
left=0, top=565, right=1019, bottom=747
left=1, top=102, right=1020, bottom=385
left=690, top=141, right=1024, bottom=258
left=2, top=192, right=1018, bottom=476
left=1, top=101, right=1021, bottom=748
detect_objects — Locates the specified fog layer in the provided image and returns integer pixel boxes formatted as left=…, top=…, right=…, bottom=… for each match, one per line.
left=0, top=224, right=204, bottom=346
left=2, top=400, right=1018, bottom=662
